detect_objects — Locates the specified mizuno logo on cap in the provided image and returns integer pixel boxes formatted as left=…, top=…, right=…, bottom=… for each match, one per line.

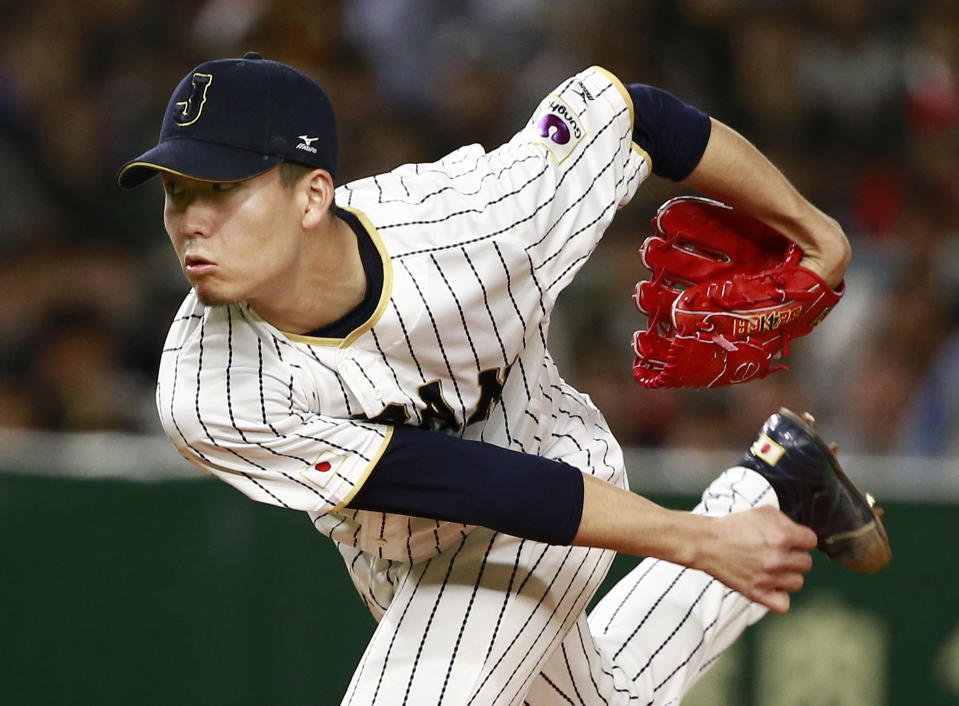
left=296, top=135, right=319, bottom=153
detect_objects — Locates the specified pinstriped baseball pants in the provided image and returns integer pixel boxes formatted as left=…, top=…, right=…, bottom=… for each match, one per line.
left=340, top=467, right=774, bottom=705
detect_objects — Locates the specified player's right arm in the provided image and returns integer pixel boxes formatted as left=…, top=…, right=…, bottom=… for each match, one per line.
left=573, top=474, right=816, bottom=615
left=159, top=300, right=811, bottom=613
left=349, top=424, right=815, bottom=614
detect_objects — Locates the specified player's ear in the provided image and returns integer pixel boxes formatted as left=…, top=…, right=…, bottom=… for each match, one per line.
left=301, top=168, right=336, bottom=229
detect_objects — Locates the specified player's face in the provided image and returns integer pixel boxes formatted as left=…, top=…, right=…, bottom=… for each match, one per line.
left=162, top=168, right=306, bottom=307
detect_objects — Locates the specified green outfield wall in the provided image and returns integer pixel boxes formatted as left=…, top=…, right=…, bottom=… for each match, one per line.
left=2, top=472, right=957, bottom=705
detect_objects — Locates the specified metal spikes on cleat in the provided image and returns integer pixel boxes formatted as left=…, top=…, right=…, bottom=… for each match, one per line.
left=741, top=407, right=891, bottom=574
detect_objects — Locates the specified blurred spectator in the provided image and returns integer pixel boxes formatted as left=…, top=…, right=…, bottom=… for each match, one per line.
left=0, top=0, right=955, bottom=462
left=896, top=326, right=959, bottom=457
left=25, top=307, right=150, bottom=431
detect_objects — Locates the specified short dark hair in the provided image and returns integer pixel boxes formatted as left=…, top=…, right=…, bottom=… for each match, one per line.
left=278, top=161, right=314, bottom=189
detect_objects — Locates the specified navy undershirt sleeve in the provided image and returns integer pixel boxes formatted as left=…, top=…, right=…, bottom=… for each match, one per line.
left=626, top=83, right=711, bottom=181
left=348, top=425, right=585, bottom=546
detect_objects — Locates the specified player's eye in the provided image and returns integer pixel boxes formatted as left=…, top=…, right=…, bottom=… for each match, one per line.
left=211, top=182, right=237, bottom=192
left=164, top=181, right=185, bottom=197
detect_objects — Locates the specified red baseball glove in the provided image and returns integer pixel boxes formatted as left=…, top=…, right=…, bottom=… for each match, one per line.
left=632, top=196, right=844, bottom=389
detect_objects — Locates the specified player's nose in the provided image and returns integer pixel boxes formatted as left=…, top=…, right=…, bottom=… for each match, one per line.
left=177, top=199, right=217, bottom=241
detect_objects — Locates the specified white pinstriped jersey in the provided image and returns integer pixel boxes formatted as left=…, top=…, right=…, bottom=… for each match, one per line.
left=157, top=66, right=651, bottom=563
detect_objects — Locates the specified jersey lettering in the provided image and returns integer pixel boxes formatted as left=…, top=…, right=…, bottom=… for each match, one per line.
left=418, top=380, right=457, bottom=431
left=365, top=403, right=409, bottom=426
left=466, top=366, right=510, bottom=425
left=354, top=367, right=510, bottom=432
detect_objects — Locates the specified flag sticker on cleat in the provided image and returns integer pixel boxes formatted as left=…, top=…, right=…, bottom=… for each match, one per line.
left=751, top=433, right=786, bottom=465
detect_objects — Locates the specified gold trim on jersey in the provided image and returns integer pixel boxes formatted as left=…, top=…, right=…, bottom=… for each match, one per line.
left=328, top=426, right=394, bottom=513
left=589, top=65, right=653, bottom=173
left=283, top=206, right=394, bottom=348
left=591, top=66, right=634, bottom=126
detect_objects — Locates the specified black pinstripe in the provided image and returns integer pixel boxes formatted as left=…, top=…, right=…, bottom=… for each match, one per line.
left=303, top=345, right=356, bottom=416
left=561, top=643, right=588, bottom=706
left=480, top=538, right=528, bottom=672
left=399, top=258, right=468, bottom=425
left=541, top=673, right=577, bottom=704
left=461, top=247, right=517, bottom=444
left=571, top=621, right=614, bottom=705
left=491, top=242, right=532, bottom=401
left=367, top=153, right=545, bottom=208
left=382, top=164, right=550, bottom=250
left=432, top=252, right=482, bottom=371
left=390, top=296, right=426, bottom=382
left=529, top=112, right=628, bottom=258
left=347, top=557, right=437, bottom=706
left=156, top=67, right=689, bottom=705
left=165, top=324, right=206, bottom=464
left=511, top=547, right=613, bottom=700
left=437, top=532, right=497, bottom=702
left=642, top=588, right=737, bottom=705
left=402, top=534, right=471, bottom=705
left=395, top=517, right=410, bottom=565
left=192, top=317, right=293, bottom=507
left=630, top=576, right=712, bottom=680
left=225, top=310, right=313, bottom=466
left=370, top=326, right=420, bottom=413
left=465, top=543, right=562, bottom=704
left=474, top=545, right=581, bottom=703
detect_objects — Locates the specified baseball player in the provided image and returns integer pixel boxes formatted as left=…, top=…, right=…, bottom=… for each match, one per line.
left=118, top=53, right=886, bottom=705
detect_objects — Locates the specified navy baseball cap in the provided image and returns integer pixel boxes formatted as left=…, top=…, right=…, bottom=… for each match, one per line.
left=117, top=52, right=337, bottom=188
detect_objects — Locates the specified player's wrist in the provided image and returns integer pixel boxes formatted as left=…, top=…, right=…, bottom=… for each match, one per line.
left=639, top=510, right=718, bottom=571
left=631, top=508, right=720, bottom=571
left=786, top=209, right=850, bottom=289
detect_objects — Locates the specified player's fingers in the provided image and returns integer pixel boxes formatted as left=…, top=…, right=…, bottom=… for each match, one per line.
left=755, top=587, right=791, bottom=615
left=787, top=549, right=814, bottom=574
left=767, top=550, right=812, bottom=579
left=788, top=522, right=818, bottom=550
left=773, top=571, right=805, bottom=594
left=767, top=509, right=817, bottom=550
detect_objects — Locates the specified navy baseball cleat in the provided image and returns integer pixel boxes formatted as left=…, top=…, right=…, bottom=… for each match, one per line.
left=741, top=408, right=891, bottom=574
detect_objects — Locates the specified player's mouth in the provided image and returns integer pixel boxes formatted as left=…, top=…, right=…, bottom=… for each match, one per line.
left=184, top=255, right=218, bottom=277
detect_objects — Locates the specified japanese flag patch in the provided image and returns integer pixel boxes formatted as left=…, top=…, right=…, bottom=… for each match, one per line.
left=301, top=450, right=347, bottom=489
left=750, top=433, right=786, bottom=466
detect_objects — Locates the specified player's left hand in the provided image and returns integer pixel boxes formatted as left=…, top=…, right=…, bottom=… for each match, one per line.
left=697, top=506, right=817, bottom=615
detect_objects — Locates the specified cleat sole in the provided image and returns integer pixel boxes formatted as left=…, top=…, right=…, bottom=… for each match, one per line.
left=778, top=408, right=892, bottom=573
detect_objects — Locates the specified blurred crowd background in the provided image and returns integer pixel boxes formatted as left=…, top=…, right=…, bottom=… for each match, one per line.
left=1, top=0, right=957, bottom=460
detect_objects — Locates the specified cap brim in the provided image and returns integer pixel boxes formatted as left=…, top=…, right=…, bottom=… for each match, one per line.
left=117, top=138, right=283, bottom=188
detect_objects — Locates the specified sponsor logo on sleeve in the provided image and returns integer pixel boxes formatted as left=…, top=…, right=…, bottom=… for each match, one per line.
left=533, top=96, right=585, bottom=164
left=572, top=81, right=594, bottom=105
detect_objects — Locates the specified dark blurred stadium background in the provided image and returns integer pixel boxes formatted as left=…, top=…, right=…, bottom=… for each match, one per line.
left=1, top=1, right=958, bottom=704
